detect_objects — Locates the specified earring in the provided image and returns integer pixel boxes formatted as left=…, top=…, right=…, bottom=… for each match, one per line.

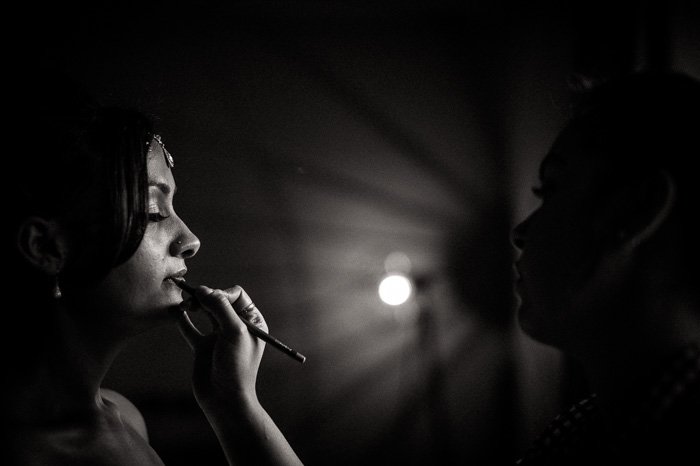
left=52, top=275, right=62, bottom=299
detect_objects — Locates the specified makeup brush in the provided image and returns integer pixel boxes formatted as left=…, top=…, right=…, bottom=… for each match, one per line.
left=171, top=277, right=306, bottom=364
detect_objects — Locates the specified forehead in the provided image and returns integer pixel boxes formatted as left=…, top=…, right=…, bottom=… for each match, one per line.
left=536, top=124, right=624, bottom=208
left=540, top=123, right=604, bottom=180
left=147, top=144, right=176, bottom=187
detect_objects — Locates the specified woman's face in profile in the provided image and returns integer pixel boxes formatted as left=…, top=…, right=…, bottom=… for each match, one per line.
left=77, top=142, right=200, bottom=334
left=514, top=123, right=613, bottom=346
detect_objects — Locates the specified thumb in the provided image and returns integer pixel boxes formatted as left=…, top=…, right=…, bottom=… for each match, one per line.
left=176, top=309, right=204, bottom=352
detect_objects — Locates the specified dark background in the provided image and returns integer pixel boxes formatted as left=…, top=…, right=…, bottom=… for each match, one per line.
left=22, top=1, right=699, bottom=464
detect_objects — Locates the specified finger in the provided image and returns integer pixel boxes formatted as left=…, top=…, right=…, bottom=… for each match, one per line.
left=193, top=285, right=247, bottom=336
left=226, top=287, right=268, bottom=332
left=236, top=302, right=269, bottom=333
left=179, top=297, right=198, bottom=313
left=175, top=309, right=205, bottom=352
left=230, top=288, right=253, bottom=313
left=184, top=296, right=221, bottom=333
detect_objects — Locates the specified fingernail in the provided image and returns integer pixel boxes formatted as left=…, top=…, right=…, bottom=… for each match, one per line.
left=180, top=297, right=196, bottom=312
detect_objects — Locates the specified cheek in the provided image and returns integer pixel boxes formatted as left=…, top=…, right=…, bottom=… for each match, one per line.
left=122, top=248, right=162, bottom=294
left=122, top=233, right=167, bottom=291
left=520, top=206, right=601, bottom=313
left=518, top=199, right=614, bottom=345
left=98, top=235, right=167, bottom=314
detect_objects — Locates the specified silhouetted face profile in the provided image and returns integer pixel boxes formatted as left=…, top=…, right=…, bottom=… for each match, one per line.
left=513, top=122, right=626, bottom=349
left=513, top=72, right=700, bottom=354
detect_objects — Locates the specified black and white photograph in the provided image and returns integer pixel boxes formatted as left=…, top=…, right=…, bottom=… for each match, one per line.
left=4, top=1, right=699, bottom=464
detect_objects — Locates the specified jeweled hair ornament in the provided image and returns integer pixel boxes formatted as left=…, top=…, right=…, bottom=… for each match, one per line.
left=147, top=134, right=175, bottom=168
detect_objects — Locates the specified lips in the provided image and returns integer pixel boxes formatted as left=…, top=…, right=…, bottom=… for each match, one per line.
left=512, top=264, right=522, bottom=283
left=167, top=268, right=188, bottom=281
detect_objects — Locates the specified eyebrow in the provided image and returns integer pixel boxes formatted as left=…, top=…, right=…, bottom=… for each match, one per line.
left=148, top=180, right=176, bottom=195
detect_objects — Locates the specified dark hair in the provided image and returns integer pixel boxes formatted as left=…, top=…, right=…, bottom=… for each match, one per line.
left=2, top=70, right=157, bottom=370
left=567, top=71, right=700, bottom=279
left=8, top=71, right=155, bottom=296
left=569, top=72, right=700, bottom=167
left=79, top=106, right=153, bottom=273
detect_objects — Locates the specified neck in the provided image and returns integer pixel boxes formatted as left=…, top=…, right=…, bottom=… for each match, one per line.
left=7, top=301, right=128, bottom=425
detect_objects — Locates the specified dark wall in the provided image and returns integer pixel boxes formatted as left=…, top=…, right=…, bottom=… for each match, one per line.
left=22, top=1, right=699, bottom=465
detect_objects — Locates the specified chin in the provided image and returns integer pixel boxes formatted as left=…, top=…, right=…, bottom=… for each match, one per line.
left=517, top=302, right=552, bottom=343
left=159, top=281, right=185, bottom=307
left=153, top=299, right=184, bottom=319
left=136, top=295, right=183, bottom=324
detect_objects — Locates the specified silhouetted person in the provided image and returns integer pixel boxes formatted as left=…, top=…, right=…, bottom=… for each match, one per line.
left=512, top=71, right=700, bottom=464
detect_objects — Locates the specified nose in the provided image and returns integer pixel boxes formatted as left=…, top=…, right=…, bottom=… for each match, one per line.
left=171, top=220, right=201, bottom=259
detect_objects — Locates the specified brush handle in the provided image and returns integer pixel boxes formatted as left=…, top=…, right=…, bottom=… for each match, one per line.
left=171, top=277, right=306, bottom=363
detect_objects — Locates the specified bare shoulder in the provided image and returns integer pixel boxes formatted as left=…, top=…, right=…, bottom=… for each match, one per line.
left=100, top=388, right=149, bottom=441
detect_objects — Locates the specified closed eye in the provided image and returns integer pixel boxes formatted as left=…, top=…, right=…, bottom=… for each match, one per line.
left=148, top=212, right=171, bottom=223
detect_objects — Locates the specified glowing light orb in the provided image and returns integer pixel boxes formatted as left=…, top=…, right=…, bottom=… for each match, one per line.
left=378, top=274, right=412, bottom=305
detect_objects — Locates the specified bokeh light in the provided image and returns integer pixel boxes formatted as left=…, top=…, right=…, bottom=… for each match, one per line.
left=378, top=274, right=413, bottom=305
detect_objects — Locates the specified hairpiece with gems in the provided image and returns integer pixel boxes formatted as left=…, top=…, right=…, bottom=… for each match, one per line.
left=147, top=134, right=175, bottom=168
